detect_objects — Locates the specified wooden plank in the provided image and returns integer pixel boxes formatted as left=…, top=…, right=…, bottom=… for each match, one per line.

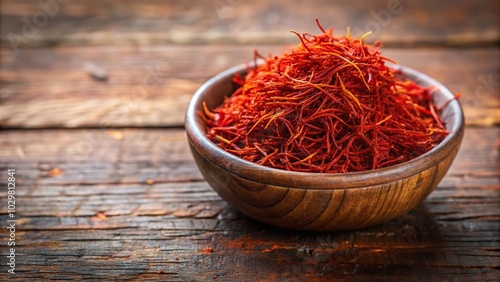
left=0, top=127, right=498, bottom=188
left=0, top=127, right=499, bottom=280
left=1, top=0, right=498, bottom=49
left=1, top=46, right=498, bottom=128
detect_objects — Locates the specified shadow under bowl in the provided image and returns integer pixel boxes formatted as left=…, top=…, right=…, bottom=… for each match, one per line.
left=185, top=64, right=465, bottom=231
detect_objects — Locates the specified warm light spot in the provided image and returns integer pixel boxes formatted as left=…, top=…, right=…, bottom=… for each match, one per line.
left=108, top=130, right=125, bottom=140
left=49, top=167, right=63, bottom=176
left=93, top=211, right=107, bottom=221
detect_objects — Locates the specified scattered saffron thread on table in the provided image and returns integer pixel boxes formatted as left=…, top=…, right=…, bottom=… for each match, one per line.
left=200, top=19, right=451, bottom=173
left=201, top=247, right=214, bottom=254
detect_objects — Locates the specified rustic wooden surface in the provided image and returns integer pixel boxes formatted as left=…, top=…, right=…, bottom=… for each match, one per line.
left=0, top=0, right=499, bottom=281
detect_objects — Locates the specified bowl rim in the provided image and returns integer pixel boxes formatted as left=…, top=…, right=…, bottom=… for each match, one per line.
left=185, top=63, right=465, bottom=189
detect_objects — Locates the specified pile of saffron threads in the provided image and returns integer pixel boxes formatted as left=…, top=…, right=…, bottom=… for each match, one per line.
left=199, top=20, right=449, bottom=173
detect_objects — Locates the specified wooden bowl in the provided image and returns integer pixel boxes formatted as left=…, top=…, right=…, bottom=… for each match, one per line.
left=185, top=64, right=465, bottom=231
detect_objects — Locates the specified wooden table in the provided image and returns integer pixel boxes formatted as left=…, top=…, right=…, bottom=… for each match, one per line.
left=1, top=1, right=499, bottom=280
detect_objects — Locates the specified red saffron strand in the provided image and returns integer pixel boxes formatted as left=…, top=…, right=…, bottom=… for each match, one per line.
left=200, top=20, right=450, bottom=173
left=290, top=30, right=312, bottom=53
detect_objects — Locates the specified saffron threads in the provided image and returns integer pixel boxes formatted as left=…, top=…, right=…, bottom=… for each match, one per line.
left=200, top=21, right=450, bottom=173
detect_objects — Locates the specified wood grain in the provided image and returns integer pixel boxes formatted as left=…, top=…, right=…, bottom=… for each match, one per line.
left=1, top=0, right=498, bottom=49
left=1, top=46, right=498, bottom=128
left=0, top=128, right=497, bottom=188
left=0, top=127, right=498, bottom=280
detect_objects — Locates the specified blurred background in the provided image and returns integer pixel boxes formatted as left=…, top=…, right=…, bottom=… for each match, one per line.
left=1, top=0, right=498, bottom=46
left=0, top=0, right=498, bottom=129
